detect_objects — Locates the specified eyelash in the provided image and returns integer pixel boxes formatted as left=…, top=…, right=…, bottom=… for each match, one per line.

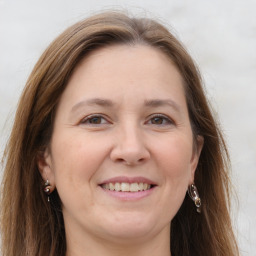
left=79, top=114, right=174, bottom=127
left=146, top=114, right=174, bottom=126
left=80, top=114, right=110, bottom=125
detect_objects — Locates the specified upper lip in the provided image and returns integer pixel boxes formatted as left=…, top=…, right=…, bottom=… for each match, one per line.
left=99, top=176, right=157, bottom=185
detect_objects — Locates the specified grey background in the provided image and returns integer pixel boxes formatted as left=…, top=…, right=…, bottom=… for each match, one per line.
left=0, top=0, right=255, bottom=255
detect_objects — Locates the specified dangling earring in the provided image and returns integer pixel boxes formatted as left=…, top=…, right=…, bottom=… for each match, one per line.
left=188, top=184, right=201, bottom=213
left=44, top=179, right=52, bottom=202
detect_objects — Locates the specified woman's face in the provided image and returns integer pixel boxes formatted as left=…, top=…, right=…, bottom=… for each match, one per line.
left=39, top=44, right=202, bottom=245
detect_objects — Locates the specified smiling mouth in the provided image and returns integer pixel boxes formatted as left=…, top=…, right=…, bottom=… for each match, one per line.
left=101, top=182, right=154, bottom=192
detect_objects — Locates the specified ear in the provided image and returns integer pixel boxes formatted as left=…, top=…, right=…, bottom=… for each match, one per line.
left=37, top=148, right=56, bottom=188
left=189, top=135, right=204, bottom=183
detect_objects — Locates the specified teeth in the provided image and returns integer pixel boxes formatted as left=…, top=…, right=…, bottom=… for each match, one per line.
left=130, top=183, right=139, bottom=192
left=121, top=182, right=130, bottom=192
left=114, top=183, right=121, bottom=191
left=102, top=182, right=152, bottom=192
left=109, top=183, right=115, bottom=191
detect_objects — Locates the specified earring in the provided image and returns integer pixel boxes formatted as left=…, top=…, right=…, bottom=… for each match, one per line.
left=188, top=184, right=201, bottom=213
left=44, top=179, right=52, bottom=202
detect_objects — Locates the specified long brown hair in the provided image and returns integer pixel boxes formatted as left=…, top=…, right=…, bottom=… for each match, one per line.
left=1, top=11, right=239, bottom=256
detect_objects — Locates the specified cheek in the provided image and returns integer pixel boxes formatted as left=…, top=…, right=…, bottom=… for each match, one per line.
left=50, top=134, right=111, bottom=214
left=156, top=138, right=193, bottom=217
left=50, top=133, right=108, bottom=192
left=156, top=135, right=193, bottom=177
left=153, top=134, right=194, bottom=212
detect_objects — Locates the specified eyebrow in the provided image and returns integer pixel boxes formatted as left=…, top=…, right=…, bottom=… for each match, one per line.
left=70, top=98, right=181, bottom=114
left=71, top=98, right=114, bottom=113
left=144, top=99, right=181, bottom=112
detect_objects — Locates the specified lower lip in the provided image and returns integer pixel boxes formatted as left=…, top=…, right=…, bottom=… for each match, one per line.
left=100, top=186, right=156, bottom=201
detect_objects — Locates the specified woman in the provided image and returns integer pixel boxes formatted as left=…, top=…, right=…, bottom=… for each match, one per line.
left=0, top=11, right=239, bottom=256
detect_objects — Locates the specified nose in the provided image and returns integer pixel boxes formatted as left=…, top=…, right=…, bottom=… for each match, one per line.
left=110, top=123, right=150, bottom=166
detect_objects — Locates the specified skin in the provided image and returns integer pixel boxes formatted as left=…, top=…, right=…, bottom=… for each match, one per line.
left=38, top=44, right=203, bottom=256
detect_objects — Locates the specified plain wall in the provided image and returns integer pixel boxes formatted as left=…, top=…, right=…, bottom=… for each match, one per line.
left=0, top=0, right=255, bottom=255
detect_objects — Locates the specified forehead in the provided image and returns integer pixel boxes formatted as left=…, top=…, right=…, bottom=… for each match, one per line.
left=68, top=44, right=184, bottom=93
left=56, top=44, right=188, bottom=115
left=51, top=44, right=192, bottom=131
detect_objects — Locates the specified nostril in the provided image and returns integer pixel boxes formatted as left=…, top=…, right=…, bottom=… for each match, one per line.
left=115, top=158, right=143, bottom=166
left=125, top=157, right=146, bottom=166
left=110, top=143, right=150, bottom=165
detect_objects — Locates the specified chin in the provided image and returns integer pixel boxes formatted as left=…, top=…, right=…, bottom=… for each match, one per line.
left=104, top=227, right=153, bottom=244
left=99, top=212, right=165, bottom=242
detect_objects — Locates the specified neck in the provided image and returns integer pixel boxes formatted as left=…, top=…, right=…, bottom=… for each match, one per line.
left=65, top=225, right=171, bottom=256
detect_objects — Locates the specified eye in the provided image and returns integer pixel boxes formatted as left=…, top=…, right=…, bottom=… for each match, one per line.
left=80, top=115, right=110, bottom=125
left=146, top=114, right=174, bottom=126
